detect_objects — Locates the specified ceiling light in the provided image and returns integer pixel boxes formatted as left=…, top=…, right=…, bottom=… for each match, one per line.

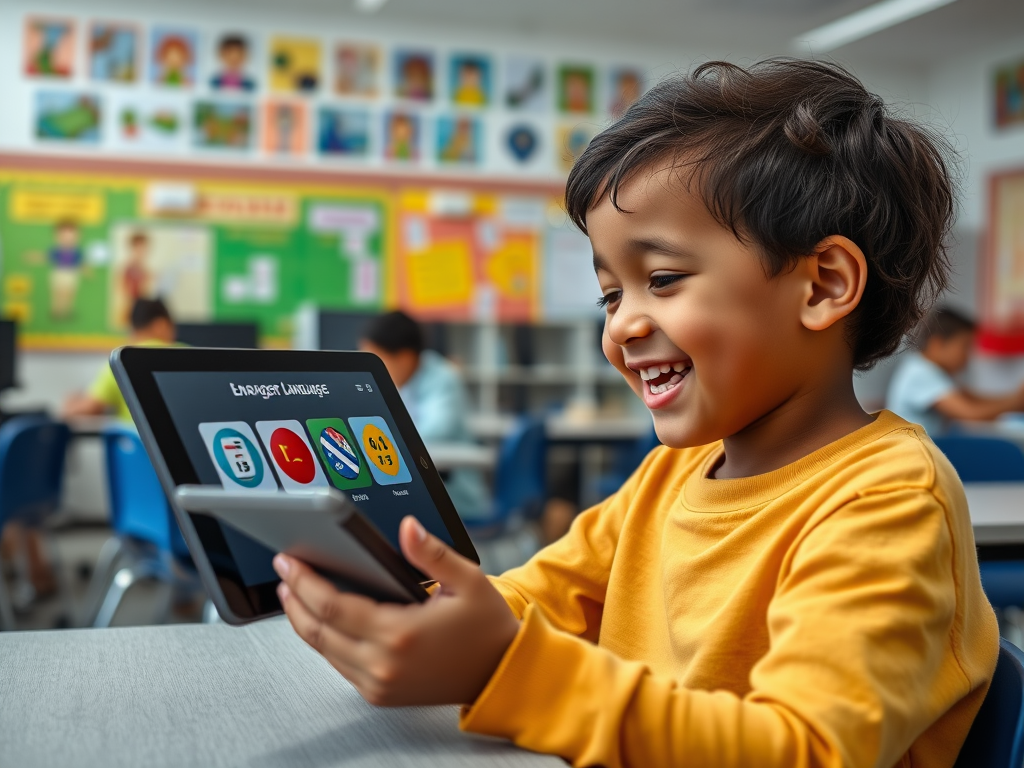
left=792, top=0, right=957, bottom=52
left=353, top=0, right=389, bottom=13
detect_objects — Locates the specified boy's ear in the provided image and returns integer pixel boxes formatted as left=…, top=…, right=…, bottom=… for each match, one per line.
left=798, top=236, right=867, bottom=332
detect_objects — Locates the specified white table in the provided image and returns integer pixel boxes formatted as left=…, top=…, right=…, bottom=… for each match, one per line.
left=0, top=618, right=561, bottom=768
left=468, top=413, right=651, bottom=443
left=426, top=442, right=498, bottom=471
left=965, top=482, right=1024, bottom=545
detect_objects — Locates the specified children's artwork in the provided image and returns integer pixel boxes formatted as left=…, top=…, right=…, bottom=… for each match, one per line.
left=48, top=219, right=85, bottom=320
left=318, top=108, right=370, bottom=157
left=558, top=64, right=594, bottom=114
left=384, top=112, right=420, bottom=161
left=150, top=27, right=197, bottom=87
left=558, top=123, right=597, bottom=172
left=35, top=92, right=102, bottom=143
left=24, top=18, right=76, bottom=78
left=450, top=54, right=491, bottom=107
left=88, top=23, right=137, bottom=83
left=113, top=96, right=186, bottom=150
left=263, top=101, right=309, bottom=155
left=193, top=101, right=253, bottom=150
left=505, top=56, right=546, bottom=111
left=334, top=43, right=379, bottom=97
left=995, top=59, right=1024, bottom=130
left=506, top=124, right=538, bottom=163
left=210, top=33, right=256, bottom=92
left=394, top=50, right=434, bottom=101
left=609, top=67, right=644, bottom=118
left=437, top=116, right=481, bottom=165
left=269, top=37, right=321, bottom=94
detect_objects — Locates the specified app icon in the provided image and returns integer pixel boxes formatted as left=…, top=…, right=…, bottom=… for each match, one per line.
left=255, top=420, right=329, bottom=492
left=305, top=418, right=372, bottom=490
left=198, top=422, right=278, bottom=491
left=348, top=416, right=412, bottom=486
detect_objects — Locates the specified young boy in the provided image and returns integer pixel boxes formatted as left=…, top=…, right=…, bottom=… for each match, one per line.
left=273, top=60, right=998, bottom=767
left=888, top=307, right=1024, bottom=433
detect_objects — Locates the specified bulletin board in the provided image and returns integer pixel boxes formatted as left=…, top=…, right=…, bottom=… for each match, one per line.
left=978, top=167, right=1024, bottom=353
left=0, top=165, right=390, bottom=348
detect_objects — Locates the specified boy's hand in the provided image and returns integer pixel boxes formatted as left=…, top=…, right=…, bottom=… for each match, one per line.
left=273, top=515, right=520, bottom=707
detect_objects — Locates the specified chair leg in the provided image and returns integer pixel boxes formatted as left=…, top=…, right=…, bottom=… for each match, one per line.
left=79, top=537, right=126, bottom=627
left=92, top=560, right=160, bottom=628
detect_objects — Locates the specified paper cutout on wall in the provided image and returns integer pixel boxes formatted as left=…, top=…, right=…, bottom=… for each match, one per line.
left=25, top=17, right=76, bottom=79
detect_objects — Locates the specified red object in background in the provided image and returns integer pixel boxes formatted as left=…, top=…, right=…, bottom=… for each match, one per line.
left=977, top=326, right=1024, bottom=355
left=268, top=427, right=316, bottom=483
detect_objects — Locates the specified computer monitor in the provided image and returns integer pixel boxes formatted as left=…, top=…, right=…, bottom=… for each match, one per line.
left=0, top=320, right=16, bottom=392
left=176, top=322, right=259, bottom=349
left=317, top=311, right=380, bottom=351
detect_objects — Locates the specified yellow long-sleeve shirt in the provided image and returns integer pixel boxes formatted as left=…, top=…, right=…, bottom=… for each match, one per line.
left=461, top=410, right=999, bottom=768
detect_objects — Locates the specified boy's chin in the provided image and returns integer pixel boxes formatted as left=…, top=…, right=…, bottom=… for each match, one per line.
left=650, top=413, right=721, bottom=450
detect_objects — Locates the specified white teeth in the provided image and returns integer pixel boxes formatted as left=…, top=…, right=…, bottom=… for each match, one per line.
left=647, top=366, right=660, bottom=380
left=672, top=362, right=685, bottom=372
left=638, top=369, right=649, bottom=381
left=659, top=364, right=670, bottom=374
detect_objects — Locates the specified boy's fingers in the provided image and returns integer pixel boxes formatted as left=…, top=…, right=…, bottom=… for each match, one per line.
left=275, top=555, right=378, bottom=639
left=398, top=516, right=480, bottom=594
left=279, top=582, right=369, bottom=674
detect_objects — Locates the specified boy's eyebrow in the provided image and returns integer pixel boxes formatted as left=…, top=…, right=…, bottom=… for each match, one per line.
left=592, top=253, right=607, bottom=272
left=629, top=236, right=694, bottom=258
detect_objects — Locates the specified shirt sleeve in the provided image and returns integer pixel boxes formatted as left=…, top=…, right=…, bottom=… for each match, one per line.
left=407, top=362, right=467, bottom=443
left=462, top=487, right=984, bottom=768
left=898, top=359, right=957, bottom=411
left=87, top=364, right=122, bottom=411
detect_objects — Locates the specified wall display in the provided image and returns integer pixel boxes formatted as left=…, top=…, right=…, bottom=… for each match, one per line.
left=150, top=27, right=198, bottom=87
left=558, top=64, right=594, bottom=114
left=995, top=58, right=1024, bottom=130
left=384, top=112, right=420, bottom=162
left=112, top=95, right=186, bottom=150
left=449, top=54, right=491, bottom=108
left=35, top=92, right=102, bottom=143
left=609, top=67, right=643, bottom=118
left=334, top=43, right=379, bottom=97
left=506, top=124, right=538, bottom=163
left=210, top=32, right=257, bottom=92
left=436, top=115, right=481, bottom=165
left=88, top=22, right=138, bottom=83
left=504, top=55, right=546, bottom=112
left=269, top=37, right=321, bottom=94
left=557, top=122, right=597, bottom=172
left=318, top=108, right=371, bottom=157
left=24, top=17, right=76, bottom=79
left=393, top=50, right=434, bottom=102
left=263, top=101, right=309, bottom=155
left=983, top=170, right=1024, bottom=333
left=193, top=101, right=253, bottom=150
left=0, top=170, right=389, bottom=348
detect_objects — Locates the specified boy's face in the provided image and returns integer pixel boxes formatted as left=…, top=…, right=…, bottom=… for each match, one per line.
left=590, top=165, right=838, bottom=449
left=926, top=331, right=974, bottom=375
left=56, top=225, right=79, bottom=248
left=220, top=44, right=246, bottom=72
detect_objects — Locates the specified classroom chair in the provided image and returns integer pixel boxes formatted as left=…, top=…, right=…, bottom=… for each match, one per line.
left=0, top=415, right=72, bottom=631
left=953, top=637, right=1024, bottom=768
left=81, top=425, right=201, bottom=627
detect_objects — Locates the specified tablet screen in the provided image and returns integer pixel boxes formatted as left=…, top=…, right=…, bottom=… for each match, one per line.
left=153, top=369, right=455, bottom=589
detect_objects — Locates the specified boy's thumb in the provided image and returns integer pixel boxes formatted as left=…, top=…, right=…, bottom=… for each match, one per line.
left=399, top=515, right=478, bottom=593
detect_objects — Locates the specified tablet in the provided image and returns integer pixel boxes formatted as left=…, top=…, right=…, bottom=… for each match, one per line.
left=174, top=486, right=429, bottom=604
left=111, top=346, right=478, bottom=624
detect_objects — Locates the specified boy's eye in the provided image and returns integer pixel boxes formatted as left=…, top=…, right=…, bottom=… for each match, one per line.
left=650, top=273, right=686, bottom=290
left=596, top=290, right=621, bottom=309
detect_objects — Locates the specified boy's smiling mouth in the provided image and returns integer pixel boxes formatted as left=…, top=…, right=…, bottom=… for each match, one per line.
left=627, top=359, right=692, bottom=400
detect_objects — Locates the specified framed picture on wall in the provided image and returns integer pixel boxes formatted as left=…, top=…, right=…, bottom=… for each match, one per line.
left=384, top=111, right=420, bottom=161
left=34, top=91, right=102, bottom=143
left=334, top=43, right=379, bottom=97
left=557, top=64, right=595, bottom=114
left=263, top=101, right=309, bottom=155
left=393, top=50, right=434, bottom=102
left=88, top=22, right=138, bottom=83
left=437, top=115, right=482, bottom=165
left=449, top=54, right=491, bottom=108
left=505, top=55, right=546, bottom=111
left=111, top=94, right=187, bottom=151
left=150, top=27, right=198, bottom=88
left=24, top=17, right=76, bottom=79
left=318, top=107, right=371, bottom=157
left=994, top=58, right=1024, bottom=130
left=609, top=67, right=644, bottom=118
left=269, top=36, right=321, bottom=95
left=193, top=101, right=253, bottom=150
left=210, top=32, right=257, bottom=92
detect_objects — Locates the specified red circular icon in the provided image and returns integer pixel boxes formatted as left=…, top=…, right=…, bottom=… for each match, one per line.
left=269, top=428, right=316, bottom=484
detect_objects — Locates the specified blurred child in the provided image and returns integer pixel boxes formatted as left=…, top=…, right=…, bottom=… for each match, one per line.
left=49, top=219, right=83, bottom=319
left=888, top=306, right=1024, bottom=433
left=273, top=60, right=998, bottom=767
left=121, top=230, right=152, bottom=322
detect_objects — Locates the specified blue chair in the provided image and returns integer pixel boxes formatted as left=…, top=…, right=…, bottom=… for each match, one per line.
left=81, top=425, right=198, bottom=627
left=953, top=638, right=1024, bottom=768
left=0, top=416, right=71, bottom=630
left=933, top=436, right=1024, bottom=610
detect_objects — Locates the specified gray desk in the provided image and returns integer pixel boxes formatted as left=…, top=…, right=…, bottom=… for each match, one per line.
left=426, top=442, right=498, bottom=471
left=0, top=618, right=561, bottom=768
left=965, top=482, right=1024, bottom=545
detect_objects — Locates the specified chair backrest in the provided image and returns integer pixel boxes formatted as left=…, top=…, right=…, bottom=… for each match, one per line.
left=954, top=638, right=1024, bottom=768
left=932, top=436, right=1024, bottom=483
left=492, top=417, right=547, bottom=522
left=0, top=415, right=70, bottom=527
left=102, top=425, right=186, bottom=556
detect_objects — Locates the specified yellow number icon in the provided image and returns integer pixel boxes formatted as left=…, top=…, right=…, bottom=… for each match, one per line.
left=361, top=424, right=400, bottom=476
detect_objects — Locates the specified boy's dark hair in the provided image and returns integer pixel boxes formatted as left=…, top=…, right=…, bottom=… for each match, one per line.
left=55, top=219, right=78, bottom=232
left=130, top=298, right=172, bottom=331
left=566, top=59, right=957, bottom=370
left=362, top=311, right=424, bottom=354
left=219, top=35, right=247, bottom=53
left=916, top=307, right=976, bottom=347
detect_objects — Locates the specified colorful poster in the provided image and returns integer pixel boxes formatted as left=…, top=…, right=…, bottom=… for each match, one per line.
left=35, top=92, right=102, bottom=143
left=263, top=101, right=309, bottom=155
left=24, top=18, right=76, bottom=79
left=210, top=33, right=257, bottom=92
left=558, top=122, right=597, bottom=172
left=334, top=43, right=379, bottom=97
left=995, top=58, right=1024, bottom=130
left=558, top=64, right=594, bottom=114
left=450, top=54, right=491, bottom=107
left=150, top=27, right=198, bottom=87
left=986, top=172, right=1024, bottom=326
left=609, top=67, right=644, bottom=118
left=269, top=37, right=321, bottom=94
left=384, top=112, right=420, bottom=162
left=88, top=23, right=138, bottom=83
left=393, top=50, right=433, bottom=101
left=436, top=115, right=482, bottom=165
left=193, top=102, right=253, bottom=150
left=318, top=108, right=370, bottom=157
left=112, top=95, right=186, bottom=150
left=506, top=123, right=539, bottom=164
left=505, top=56, right=546, bottom=111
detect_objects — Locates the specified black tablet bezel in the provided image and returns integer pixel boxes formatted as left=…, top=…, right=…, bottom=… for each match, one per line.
left=111, top=345, right=479, bottom=624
